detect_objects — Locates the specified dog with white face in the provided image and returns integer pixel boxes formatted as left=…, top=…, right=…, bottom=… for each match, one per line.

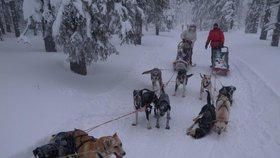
left=199, top=73, right=213, bottom=101
left=142, top=68, right=163, bottom=94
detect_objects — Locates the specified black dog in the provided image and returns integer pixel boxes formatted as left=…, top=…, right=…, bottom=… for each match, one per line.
left=173, top=68, right=193, bottom=97
left=33, top=131, right=76, bottom=158
left=132, top=89, right=158, bottom=129
left=187, top=90, right=216, bottom=139
left=218, top=86, right=236, bottom=104
left=155, top=85, right=171, bottom=129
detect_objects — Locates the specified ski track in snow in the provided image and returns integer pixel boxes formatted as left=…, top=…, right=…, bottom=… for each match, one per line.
left=2, top=29, right=280, bottom=158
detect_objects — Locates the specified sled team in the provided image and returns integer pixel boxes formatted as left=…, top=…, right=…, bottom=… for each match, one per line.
left=33, top=23, right=235, bottom=158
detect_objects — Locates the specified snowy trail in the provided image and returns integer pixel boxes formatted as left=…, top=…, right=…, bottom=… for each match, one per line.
left=1, top=28, right=280, bottom=158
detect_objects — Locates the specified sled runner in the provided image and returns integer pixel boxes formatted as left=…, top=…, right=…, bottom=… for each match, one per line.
left=173, top=41, right=192, bottom=70
left=212, top=46, right=229, bottom=76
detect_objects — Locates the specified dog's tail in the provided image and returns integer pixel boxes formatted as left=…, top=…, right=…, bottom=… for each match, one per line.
left=187, top=74, right=193, bottom=78
left=142, top=69, right=154, bottom=75
left=206, top=90, right=211, bottom=105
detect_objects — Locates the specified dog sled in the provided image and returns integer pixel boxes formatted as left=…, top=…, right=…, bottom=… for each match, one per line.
left=173, top=41, right=192, bottom=71
left=212, top=46, right=229, bottom=76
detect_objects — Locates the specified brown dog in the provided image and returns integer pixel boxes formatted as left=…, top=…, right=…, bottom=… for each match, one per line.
left=76, top=131, right=126, bottom=158
left=213, top=94, right=230, bottom=135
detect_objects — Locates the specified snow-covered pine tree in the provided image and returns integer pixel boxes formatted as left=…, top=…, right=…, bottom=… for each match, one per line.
left=260, top=0, right=272, bottom=40
left=192, top=0, right=223, bottom=30
left=140, top=0, right=169, bottom=35
left=220, top=0, right=235, bottom=31
left=271, top=3, right=280, bottom=47
left=245, top=0, right=262, bottom=33
left=22, top=0, right=57, bottom=52
left=53, top=0, right=136, bottom=75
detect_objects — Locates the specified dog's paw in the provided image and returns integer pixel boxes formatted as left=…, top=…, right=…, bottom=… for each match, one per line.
left=165, top=126, right=170, bottom=130
left=182, top=95, right=186, bottom=97
left=132, top=123, right=137, bottom=126
left=155, top=124, right=160, bottom=128
left=173, top=93, right=176, bottom=96
left=199, top=97, right=202, bottom=100
left=147, top=126, right=152, bottom=130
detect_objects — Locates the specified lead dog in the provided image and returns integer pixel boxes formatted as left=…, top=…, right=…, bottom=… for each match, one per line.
left=199, top=73, right=213, bottom=101
left=173, top=60, right=193, bottom=97
left=132, top=89, right=159, bottom=129
left=142, top=68, right=163, bottom=93
left=33, top=129, right=126, bottom=158
left=155, top=85, right=171, bottom=129
left=187, top=90, right=216, bottom=139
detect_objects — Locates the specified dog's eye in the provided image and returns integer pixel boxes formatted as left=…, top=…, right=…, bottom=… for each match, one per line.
left=114, top=146, right=119, bottom=149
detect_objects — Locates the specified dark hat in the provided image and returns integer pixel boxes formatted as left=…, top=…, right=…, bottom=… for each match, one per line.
left=213, top=23, right=218, bottom=27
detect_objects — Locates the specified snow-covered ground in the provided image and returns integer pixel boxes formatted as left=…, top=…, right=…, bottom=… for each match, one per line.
left=0, top=27, right=280, bottom=158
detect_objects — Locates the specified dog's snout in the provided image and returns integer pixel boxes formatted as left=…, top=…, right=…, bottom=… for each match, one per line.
left=122, top=151, right=126, bottom=156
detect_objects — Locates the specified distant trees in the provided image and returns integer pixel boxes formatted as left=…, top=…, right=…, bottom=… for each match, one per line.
left=190, top=0, right=242, bottom=31
left=138, top=0, right=170, bottom=35
left=245, top=0, right=262, bottom=33
left=0, top=0, right=23, bottom=39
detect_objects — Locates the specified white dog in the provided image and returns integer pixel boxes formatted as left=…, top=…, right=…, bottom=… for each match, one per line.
left=199, top=73, right=213, bottom=101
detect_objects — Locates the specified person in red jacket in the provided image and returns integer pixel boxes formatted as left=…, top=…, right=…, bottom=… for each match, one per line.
left=205, top=23, right=224, bottom=67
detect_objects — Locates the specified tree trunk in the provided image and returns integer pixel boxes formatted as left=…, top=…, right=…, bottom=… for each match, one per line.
left=134, top=9, right=142, bottom=45
left=2, top=0, right=11, bottom=32
left=42, top=18, right=57, bottom=52
left=9, top=0, right=20, bottom=37
left=260, top=0, right=271, bottom=40
left=70, top=54, right=87, bottom=76
left=155, top=25, right=159, bottom=36
left=271, top=5, right=280, bottom=47
left=0, top=16, right=4, bottom=34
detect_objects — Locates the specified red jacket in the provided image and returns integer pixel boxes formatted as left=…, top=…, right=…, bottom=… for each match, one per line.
left=206, top=28, right=224, bottom=48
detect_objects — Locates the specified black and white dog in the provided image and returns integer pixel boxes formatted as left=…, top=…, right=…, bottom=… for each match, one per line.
left=187, top=90, right=216, bottom=139
left=217, top=86, right=236, bottom=104
left=173, top=60, right=193, bottom=97
left=142, top=68, right=163, bottom=93
left=155, top=85, right=171, bottom=129
left=132, top=89, right=159, bottom=129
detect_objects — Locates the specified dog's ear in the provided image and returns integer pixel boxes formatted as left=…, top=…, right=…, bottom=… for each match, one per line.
left=225, top=121, right=229, bottom=125
left=113, top=132, right=118, bottom=138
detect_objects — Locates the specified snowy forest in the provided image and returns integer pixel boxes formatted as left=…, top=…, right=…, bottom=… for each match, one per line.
left=1, top=1, right=280, bottom=158
left=0, top=0, right=279, bottom=75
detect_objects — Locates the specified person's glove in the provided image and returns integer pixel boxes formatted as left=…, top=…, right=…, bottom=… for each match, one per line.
left=182, top=39, right=187, bottom=42
left=205, top=43, right=209, bottom=50
left=221, top=43, right=224, bottom=48
left=188, top=40, right=192, bottom=45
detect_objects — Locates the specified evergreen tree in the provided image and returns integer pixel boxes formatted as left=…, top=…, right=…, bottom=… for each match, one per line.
left=271, top=4, right=280, bottom=47
left=53, top=0, right=136, bottom=75
left=22, top=0, right=57, bottom=52
left=245, top=0, right=262, bottom=33
left=1, top=0, right=12, bottom=32
left=139, top=0, right=169, bottom=35
left=260, top=0, right=272, bottom=40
